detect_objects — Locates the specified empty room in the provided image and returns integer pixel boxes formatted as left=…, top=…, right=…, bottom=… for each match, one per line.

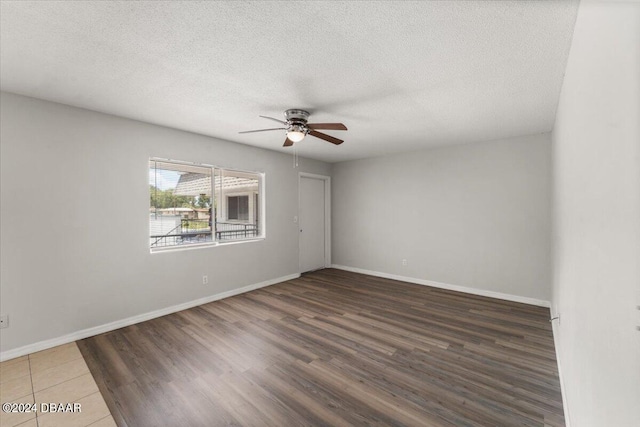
left=1, top=1, right=638, bottom=426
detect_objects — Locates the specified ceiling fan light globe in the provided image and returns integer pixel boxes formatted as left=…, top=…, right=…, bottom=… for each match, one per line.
left=287, top=130, right=306, bottom=142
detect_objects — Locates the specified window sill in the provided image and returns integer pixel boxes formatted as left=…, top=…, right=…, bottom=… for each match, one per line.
left=217, top=237, right=265, bottom=246
left=150, top=237, right=265, bottom=254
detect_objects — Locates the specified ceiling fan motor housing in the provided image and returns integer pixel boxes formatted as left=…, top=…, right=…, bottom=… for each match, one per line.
left=284, top=109, right=310, bottom=123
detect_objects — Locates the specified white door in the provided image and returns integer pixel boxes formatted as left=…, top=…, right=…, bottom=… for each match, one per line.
left=299, top=176, right=327, bottom=273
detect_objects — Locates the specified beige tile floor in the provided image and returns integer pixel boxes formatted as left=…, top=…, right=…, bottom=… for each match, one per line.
left=0, top=343, right=116, bottom=427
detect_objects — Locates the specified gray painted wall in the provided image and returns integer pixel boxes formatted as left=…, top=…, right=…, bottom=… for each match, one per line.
left=332, top=133, right=552, bottom=302
left=0, top=92, right=330, bottom=354
left=551, top=1, right=640, bottom=426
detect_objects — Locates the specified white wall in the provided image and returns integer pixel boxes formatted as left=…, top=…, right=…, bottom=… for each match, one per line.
left=0, top=92, right=330, bottom=357
left=332, top=133, right=552, bottom=303
left=551, top=2, right=640, bottom=426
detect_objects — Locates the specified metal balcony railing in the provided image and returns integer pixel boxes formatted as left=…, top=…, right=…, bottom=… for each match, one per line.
left=215, top=222, right=259, bottom=240
left=150, top=219, right=259, bottom=248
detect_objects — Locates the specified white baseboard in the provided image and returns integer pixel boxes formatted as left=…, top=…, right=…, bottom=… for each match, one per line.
left=0, top=273, right=300, bottom=362
left=331, top=264, right=550, bottom=308
left=550, top=313, right=572, bottom=427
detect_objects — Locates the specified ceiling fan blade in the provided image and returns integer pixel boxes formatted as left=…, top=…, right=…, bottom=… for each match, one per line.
left=283, top=138, right=294, bottom=147
left=308, top=130, right=344, bottom=145
left=307, top=123, right=348, bottom=131
left=239, top=127, right=286, bottom=134
left=259, top=115, right=288, bottom=125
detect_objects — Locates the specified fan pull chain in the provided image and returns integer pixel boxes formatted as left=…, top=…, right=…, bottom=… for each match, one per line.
left=293, top=146, right=299, bottom=168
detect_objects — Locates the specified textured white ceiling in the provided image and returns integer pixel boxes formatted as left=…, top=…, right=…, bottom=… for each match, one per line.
left=0, top=1, right=578, bottom=163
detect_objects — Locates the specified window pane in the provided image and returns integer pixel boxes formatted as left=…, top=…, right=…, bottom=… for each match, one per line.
left=215, top=169, right=261, bottom=241
left=228, top=196, right=239, bottom=220
left=149, top=160, right=212, bottom=249
left=238, top=195, right=249, bottom=221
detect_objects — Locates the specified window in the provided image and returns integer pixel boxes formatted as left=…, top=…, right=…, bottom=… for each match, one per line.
left=227, top=196, right=249, bottom=221
left=149, top=159, right=263, bottom=251
left=215, top=168, right=261, bottom=242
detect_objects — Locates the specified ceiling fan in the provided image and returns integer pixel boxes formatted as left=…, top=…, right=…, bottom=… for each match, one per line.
left=239, top=109, right=347, bottom=147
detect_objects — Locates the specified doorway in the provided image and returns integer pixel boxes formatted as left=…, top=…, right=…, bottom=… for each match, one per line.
left=299, top=173, right=331, bottom=273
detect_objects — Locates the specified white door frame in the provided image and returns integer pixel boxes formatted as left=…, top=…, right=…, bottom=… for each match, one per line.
left=298, top=172, right=331, bottom=272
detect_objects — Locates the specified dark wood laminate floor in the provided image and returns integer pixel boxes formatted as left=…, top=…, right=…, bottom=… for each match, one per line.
left=78, top=269, right=564, bottom=427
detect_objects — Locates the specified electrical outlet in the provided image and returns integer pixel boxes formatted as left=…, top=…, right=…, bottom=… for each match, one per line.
left=202, top=275, right=208, bottom=285
left=0, top=315, right=8, bottom=329
left=402, top=259, right=408, bottom=266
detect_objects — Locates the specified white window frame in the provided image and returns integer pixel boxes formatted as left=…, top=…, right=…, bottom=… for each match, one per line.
left=149, top=158, right=265, bottom=253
